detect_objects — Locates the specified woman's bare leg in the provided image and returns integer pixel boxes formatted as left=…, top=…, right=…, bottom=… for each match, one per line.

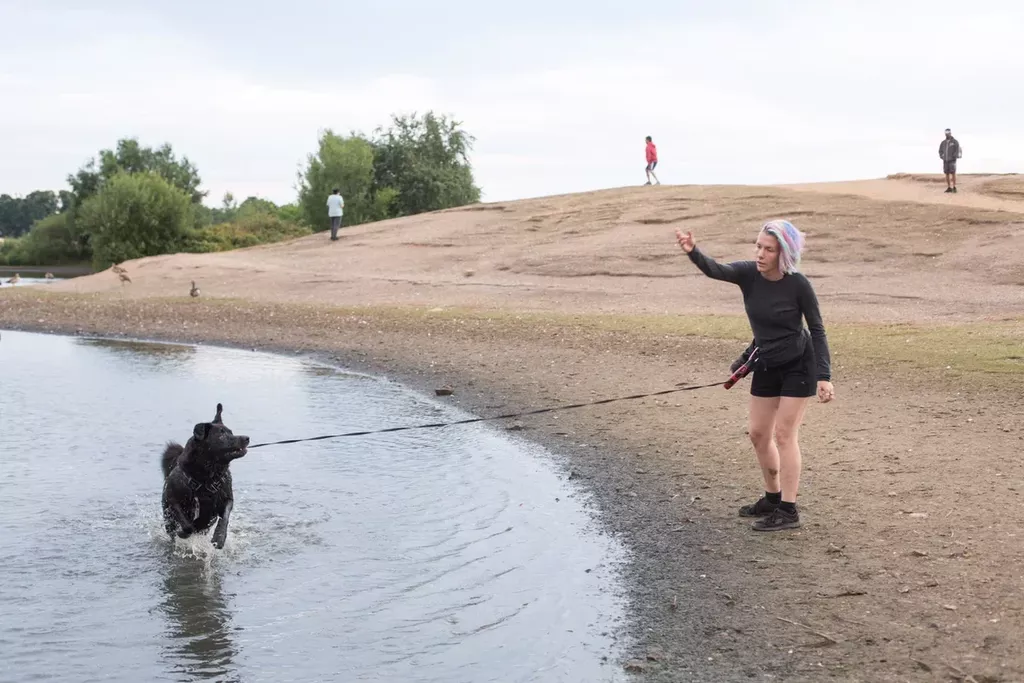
left=748, top=396, right=781, bottom=492
left=774, top=396, right=811, bottom=502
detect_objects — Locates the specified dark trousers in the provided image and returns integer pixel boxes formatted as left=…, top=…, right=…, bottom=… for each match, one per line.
left=330, top=215, right=342, bottom=240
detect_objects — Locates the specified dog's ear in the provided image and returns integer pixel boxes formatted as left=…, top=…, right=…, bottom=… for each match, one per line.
left=213, top=403, right=223, bottom=424
left=193, top=423, right=211, bottom=441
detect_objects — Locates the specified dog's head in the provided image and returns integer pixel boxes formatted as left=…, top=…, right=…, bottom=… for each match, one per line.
left=191, top=403, right=249, bottom=464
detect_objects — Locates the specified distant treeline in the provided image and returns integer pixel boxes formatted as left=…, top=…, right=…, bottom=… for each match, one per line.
left=0, top=111, right=481, bottom=269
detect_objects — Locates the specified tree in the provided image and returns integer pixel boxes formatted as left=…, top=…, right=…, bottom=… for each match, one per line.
left=236, top=196, right=278, bottom=219
left=371, top=111, right=481, bottom=218
left=2, top=213, right=83, bottom=265
left=76, top=172, right=194, bottom=269
left=0, top=190, right=59, bottom=237
left=68, top=138, right=205, bottom=207
left=297, top=130, right=396, bottom=230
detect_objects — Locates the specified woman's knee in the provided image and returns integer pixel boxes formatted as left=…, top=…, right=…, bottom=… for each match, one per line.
left=748, top=425, right=773, bottom=448
left=774, top=423, right=800, bottom=449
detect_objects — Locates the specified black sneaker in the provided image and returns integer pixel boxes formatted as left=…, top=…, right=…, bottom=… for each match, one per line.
left=751, top=507, right=802, bottom=531
left=952, top=187, right=958, bottom=193
left=944, top=187, right=953, bottom=193
left=739, top=496, right=778, bottom=518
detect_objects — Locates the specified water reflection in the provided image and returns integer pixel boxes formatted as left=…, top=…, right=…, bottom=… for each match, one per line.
left=157, top=552, right=240, bottom=682
left=77, top=337, right=197, bottom=365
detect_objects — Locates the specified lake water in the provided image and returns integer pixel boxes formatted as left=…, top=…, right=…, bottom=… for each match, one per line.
left=1, top=276, right=60, bottom=287
left=0, top=330, right=629, bottom=683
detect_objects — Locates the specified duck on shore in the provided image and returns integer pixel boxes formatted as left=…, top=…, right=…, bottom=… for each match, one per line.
left=190, top=281, right=200, bottom=298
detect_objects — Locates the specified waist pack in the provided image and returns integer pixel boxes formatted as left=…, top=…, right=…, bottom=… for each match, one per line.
left=726, top=329, right=810, bottom=388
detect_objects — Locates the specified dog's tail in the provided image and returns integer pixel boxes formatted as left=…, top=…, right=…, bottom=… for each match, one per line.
left=161, top=442, right=184, bottom=478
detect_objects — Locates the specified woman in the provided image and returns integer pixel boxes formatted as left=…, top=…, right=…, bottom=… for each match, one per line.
left=676, top=220, right=834, bottom=531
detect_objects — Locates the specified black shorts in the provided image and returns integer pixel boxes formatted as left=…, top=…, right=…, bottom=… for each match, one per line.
left=647, top=161, right=657, bottom=171
left=943, top=159, right=957, bottom=174
left=750, top=342, right=816, bottom=398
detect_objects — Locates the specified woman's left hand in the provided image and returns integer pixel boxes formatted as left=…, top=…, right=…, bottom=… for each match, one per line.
left=817, top=381, right=835, bottom=403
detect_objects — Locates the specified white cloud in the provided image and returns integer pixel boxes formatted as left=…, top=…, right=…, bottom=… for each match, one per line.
left=1, top=1, right=1021, bottom=206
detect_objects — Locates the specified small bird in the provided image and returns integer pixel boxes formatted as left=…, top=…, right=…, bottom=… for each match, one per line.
left=111, top=264, right=126, bottom=274
left=190, top=280, right=200, bottom=298
left=118, top=271, right=131, bottom=285
left=44, top=272, right=54, bottom=279
left=6, top=273, right=20, bottom=285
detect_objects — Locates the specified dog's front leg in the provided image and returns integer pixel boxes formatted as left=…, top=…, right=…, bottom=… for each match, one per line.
left=210, top=500, right=233, bottom=549
left=165, top=501, right=196, bottom=539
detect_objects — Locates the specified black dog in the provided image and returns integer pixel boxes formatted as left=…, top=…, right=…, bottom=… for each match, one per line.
left=161, top=403, right=249, bottom=549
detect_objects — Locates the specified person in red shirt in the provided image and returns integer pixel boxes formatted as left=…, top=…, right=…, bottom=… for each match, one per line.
left=645, top=136, right=660, bottom=186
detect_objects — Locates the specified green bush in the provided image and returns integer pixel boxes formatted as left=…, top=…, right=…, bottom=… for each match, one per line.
left=77, top=171, right=194, bottom=270
left=186, top=213, right=312, bottom=252
left=0, top=213, right=85, bottom=265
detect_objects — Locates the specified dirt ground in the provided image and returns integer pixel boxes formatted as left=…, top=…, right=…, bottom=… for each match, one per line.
left=2, top=174, right=1022, bottom=682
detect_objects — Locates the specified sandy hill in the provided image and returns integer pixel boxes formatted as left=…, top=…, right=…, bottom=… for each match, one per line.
left=52, top=173, right=1024, bottom=324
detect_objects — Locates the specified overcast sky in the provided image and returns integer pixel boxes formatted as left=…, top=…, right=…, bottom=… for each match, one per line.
left=2, top=0, right=1022, bottom=206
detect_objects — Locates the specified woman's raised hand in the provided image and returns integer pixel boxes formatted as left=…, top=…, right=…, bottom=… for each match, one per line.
left=676, top=230, right=695, bottom=254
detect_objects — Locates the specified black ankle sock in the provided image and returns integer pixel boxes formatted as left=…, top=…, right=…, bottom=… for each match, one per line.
left=765, top=491, right=782, bottom=504
left=779, top=501, right=797, bottom=514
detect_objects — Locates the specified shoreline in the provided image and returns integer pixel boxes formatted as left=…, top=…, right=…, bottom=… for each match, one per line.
left=4, top=291, right=1022, bottom=682
left=0, top=302, right=755, bottom=679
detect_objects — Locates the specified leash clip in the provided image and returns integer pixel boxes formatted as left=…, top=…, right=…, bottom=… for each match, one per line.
left=724, top=346, right=760, bottom=390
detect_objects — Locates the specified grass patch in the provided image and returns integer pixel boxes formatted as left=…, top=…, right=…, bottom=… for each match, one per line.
left=291, top=304, right=1023, bottom=376
left=5, top=290, right=1022, bottom=376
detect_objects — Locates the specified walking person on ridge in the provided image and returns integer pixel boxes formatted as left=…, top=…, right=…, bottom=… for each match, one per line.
left=645, top=136, right=660, bottom=186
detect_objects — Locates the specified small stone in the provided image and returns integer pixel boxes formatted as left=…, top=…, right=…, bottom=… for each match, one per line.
left=434, top=387, right=454, bottom=396
left=911, top=550, right=928, bottom=557
left=646, top=646, right=667, bottom=662
left=943, top=604, right=957, bottom=611
left=623, top=659, right=649, bottom=673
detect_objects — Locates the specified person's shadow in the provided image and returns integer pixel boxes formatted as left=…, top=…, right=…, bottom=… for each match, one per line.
left=156, top=550, right=241, bottom=682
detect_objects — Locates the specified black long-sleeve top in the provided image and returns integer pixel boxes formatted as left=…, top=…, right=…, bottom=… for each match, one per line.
left=687, top=247, right=832, bottom=381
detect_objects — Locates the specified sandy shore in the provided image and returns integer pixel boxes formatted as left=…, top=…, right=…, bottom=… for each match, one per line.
left=3, top=175, right=1023, bottom=682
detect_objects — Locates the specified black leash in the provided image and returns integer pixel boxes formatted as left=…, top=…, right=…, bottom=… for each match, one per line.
left=248, top=379, right=727, bottom=449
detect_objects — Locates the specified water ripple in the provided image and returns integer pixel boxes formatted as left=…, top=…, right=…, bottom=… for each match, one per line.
left=0, top=330, right=629, bottom=683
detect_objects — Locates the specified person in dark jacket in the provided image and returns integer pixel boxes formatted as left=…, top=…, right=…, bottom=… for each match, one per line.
left=939, top=129, right=962, bottom=193
left=676, top=220, right=834, bottom=531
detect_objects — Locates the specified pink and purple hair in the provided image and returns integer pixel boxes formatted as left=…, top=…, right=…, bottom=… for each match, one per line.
left=760, top=219, right=805, bottom=274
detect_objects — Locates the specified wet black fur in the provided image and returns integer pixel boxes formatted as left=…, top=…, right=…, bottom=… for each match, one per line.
left=161, top=403, right=249, bottom=549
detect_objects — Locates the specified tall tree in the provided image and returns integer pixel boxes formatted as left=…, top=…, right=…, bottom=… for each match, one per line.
left=371, top=111, right=481, bottom=218
left=297, top=130, right=396, bottom=230
left=0, top=190, right=59, bottom=237
left=68, top=138, right=205, bottom=207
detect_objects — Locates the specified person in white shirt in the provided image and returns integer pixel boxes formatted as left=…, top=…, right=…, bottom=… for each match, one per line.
left=326, top=188, right=344, bottom=241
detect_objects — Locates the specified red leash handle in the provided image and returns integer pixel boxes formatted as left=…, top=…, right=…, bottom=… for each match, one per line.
left=724, top=347, right=759, bottom=390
